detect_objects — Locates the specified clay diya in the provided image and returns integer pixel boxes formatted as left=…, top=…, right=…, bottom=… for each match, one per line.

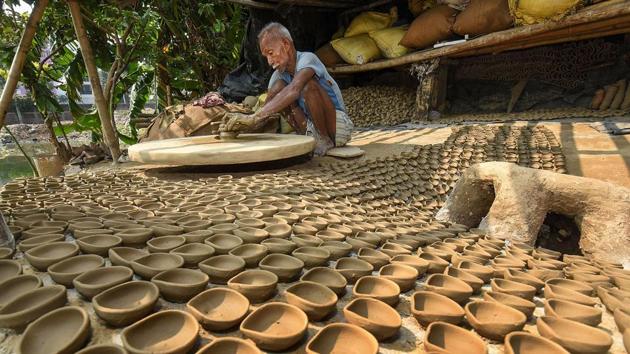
left=180, top=219, right=213, bottom=232
left=170, top=243, right=215, bottom=266
left=418, top=252, right=450, bottom=273
left=300, top=267, right=347, bottom=295
left=545, top=284, right=597, bottom=306
left=195, top=337, right=261, bottom=354
left=445, top=267, right=484, bottom=293
left=229, top=244, right=268, bottom=267
left=353, top=275, right=400, bottom=306
left=306, top=323, right=377, bottom=354
left=17, top=234, right=65, bottom=252
left=379, top=263, right=418, bottom=292
left=424, top=321, right=486, bottom=354
left=151, top=223, right=185, bottom=237
left=410, top=290, right=465, bottom=326
left=0, top=274, right=42, bottom=308
left=240, top=302, right=308, bottom=351
left=343, top=297, right=401, bottom=341
left=0, top=285, right=66, bottom=329
left=491, top=279, right=537, bottom=300
left=260, top=238, right=296, bottom=254
left=22, top=226, right=65, bottom=239
left=146, top=235, right=185, bottom=253
left=285, top=281, right=338, bottom=321
left=235, top=218, right=266, bottom=229
left=47, top=254, right=105, bottom=287
left=181, top=230, right=214, bottom=243
left=0, top=259, right=21, bottom=282
left=614, top=306, right=630, bottom=333
left=187, top=288, right=250, bottom=331
left=0, top=247, right=13, bottom=259
left=73, top=266, right=134, bottom=299
left=205, top=234, right=243, bottom=254
left=292, top=246, right=330, bottom=267
left=316, top=230, right=346, bottom=242
left=76, top=344, right=127, bottom=354
left=151, top=268, right=209, bottom=302
left=108, top=247, right=149, bottom=267
left=76, top=235, right=122, bottom=256
left=465, top=300, right=527, bottom=340
left=114, top=228, right=153, bottom=245
left=291, top=235, right=323, bottom=248
left=233, top=227, right=269, bottom=244
left=259, top=253, right=304, bottom=282
left=24, top=242, right=79, bottom=271
left=504, top=269, right=545, bottom=291
left=358, top=248, right=390, bottom=269
left=334, top=257, right=374, bottom=284
left=121, top=310, right=199, bottom=354
left=199, top=255, right=246, bottom=284
left=320, top=241, right=352, bottom=260
left=93, top=280, right=159, bottom=326
left=597, top=286, right=628, bottom=312
left=227, top=269, right=278, bottom=303
left=504, top=331, right=570, bottom=354
left=544, top=299, right=602, bottom=326
left=265, top=223, right=292, bottom=238
left=75, top=344, right=127, bottom=354
left=424, top=274, right=473, bottom=304
left=130, top=253, right=184, bottom=279
left=483, top=291, right=536, bottom=318
left=536, top=316, right=613, bottom=354
left=17, top=306, right=90, bottom=354
left=390, top=255, right=429, bottom=275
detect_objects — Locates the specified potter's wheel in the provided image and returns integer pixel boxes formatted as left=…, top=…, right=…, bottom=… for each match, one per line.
left=128, top=134, right=315, bottom=166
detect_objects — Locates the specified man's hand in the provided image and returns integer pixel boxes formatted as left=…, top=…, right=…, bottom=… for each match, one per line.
left=220, top=112, right=257, bottom=133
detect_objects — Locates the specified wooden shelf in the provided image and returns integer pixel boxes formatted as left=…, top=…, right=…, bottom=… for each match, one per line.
left=327, top=0, right=630, bottom=74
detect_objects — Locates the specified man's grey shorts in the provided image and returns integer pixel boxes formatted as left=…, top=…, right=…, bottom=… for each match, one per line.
left=306, top=110, right=354, bottom=147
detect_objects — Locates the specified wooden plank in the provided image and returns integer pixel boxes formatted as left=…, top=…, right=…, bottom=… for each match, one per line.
left=225, top=0, right=360, bottom=8
left=327, top=1, right=630, bottom=74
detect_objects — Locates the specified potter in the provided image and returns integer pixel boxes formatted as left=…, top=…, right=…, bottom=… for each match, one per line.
left=220, top=22, right=353, bottom=156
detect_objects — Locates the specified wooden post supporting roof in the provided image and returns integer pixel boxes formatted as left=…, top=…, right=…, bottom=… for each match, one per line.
left=0, top=0, right=49, bottom=129
left=68, top=0, right=121, bottom=162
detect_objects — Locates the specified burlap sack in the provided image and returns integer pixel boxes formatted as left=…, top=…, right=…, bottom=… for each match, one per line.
left=453, top=0, right=513, bottom=36
left=400, top=5, right=458, bottom=49
left=141, top=103, right=251, bottom=142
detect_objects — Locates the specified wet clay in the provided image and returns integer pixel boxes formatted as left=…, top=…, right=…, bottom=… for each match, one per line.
left=93, top=281, right=160, bottom=327
left=187, top=288, right=250, bottom=331
left=343, top=297, right=401, bottom=340
left=17, top=306, right=90, bottom=354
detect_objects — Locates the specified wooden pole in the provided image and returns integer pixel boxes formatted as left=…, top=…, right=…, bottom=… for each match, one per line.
left=68, top=0, right=121, bottom=162
left=0, top=0, right=49, bottom=129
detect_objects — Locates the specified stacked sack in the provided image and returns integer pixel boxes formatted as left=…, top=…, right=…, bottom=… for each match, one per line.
left=317, top=7, right=413, bottom=66
left=400, top=0, right=514, bottom=50
left=590, top=79, right=630, bottom=111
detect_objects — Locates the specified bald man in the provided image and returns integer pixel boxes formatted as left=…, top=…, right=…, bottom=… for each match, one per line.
left=221, top=22, right=354, bottom=155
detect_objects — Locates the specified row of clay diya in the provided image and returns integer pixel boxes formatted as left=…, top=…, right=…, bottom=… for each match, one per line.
left=3, top=233, right=628, bottom=353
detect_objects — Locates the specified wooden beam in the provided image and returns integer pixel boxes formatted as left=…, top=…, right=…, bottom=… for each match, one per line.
left=0, top=0, right=49, bottom=129
left=68, top=0, right=121, bottom=162
left=223, top=0, right=359, bottom=9
left=327, top=0, right=630, bottom=74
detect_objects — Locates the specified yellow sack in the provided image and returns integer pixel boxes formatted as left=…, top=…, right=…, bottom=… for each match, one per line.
left=369, top=26, right=410, bottom=59
left=331, top=35, right=382, bottom=65
left=509, top=0, right=582, bottom=25
left=344, top=7, right=398, bottom=37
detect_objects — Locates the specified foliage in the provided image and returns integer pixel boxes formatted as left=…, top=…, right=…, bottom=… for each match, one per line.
left=0, top=0, right=245, bottom=148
